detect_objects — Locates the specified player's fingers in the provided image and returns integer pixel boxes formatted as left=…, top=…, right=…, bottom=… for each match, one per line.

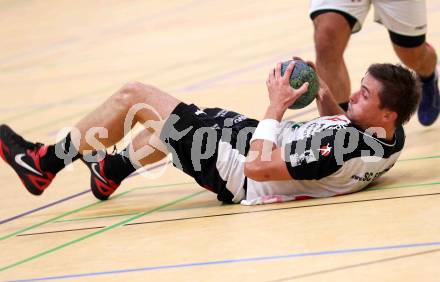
left=296, top=82, right=309, bottom=96
left=274, top=62, right=282, bottom=80
left=283, top=61, right=295, bottom=83
left=292, top=56, right=304, bottom=61
left=306, top=61, right=316, bottom=71
left=306, top=60, right=317, bottom=71
left=268, top=68, right=275, bottom=83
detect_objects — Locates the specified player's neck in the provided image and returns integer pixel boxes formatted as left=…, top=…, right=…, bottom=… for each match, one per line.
left=357, top=122, right=396, bottom=141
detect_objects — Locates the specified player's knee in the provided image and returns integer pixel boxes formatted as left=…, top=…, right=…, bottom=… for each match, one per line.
left=111, top=81, right=144, bottom=107
left=315, top=32, right=345, bottom=61
left=121, top=81, right=147, bottom=95
left=118, top=81, right=152, bottom=102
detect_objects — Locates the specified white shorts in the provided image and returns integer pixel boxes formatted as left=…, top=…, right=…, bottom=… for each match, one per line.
left=310, top=0, right=427, bottom=37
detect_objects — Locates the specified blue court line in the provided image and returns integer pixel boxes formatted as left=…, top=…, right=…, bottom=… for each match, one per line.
left=0, top=161, right=169, bottom=226
left=8, top=241, right=440, bottom=282
left=0, top=189, right=90, bottom=225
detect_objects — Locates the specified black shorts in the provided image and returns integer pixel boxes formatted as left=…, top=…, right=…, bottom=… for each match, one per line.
left=311, top=9, right=425, bottom=48
left=159, top=103, right=258, bottom=203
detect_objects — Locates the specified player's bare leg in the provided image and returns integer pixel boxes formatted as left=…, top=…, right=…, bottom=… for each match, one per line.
left=313, top=12, right=352, bottom=105
left=0, top=81, right=180, bottom=197
left=75, top=81, right=181, bottom=153
left=393, top=42, right=440, bottom=126
left=74, top=81, right=181, bottom=200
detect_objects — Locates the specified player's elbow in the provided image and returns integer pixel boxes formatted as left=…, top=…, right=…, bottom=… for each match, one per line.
left=244, top=161, right=271, bottom=182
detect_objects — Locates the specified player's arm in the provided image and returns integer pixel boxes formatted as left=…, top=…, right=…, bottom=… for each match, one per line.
left=244, top=141, right=292, bottom=181
left=244, top=61, right=308, bottom=181
left=315, top=77, right=345, bottom=116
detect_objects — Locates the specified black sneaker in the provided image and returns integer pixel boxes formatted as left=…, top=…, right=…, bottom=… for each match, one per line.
left=418, top=70, right=440, bottom=126
left=82, top=154, right=121, bottom=200
left=0, top=124, right=55, bottom=195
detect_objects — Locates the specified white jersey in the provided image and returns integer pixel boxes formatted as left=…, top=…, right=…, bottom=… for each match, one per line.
left=216, top=114, right=405, bottom=205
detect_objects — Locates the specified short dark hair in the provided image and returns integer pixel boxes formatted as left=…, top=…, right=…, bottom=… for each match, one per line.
left=367, top=63, right=421, bottom=126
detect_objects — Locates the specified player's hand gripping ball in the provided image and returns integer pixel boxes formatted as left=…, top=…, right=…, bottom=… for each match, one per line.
left=281, top=60, right=319, bottom=109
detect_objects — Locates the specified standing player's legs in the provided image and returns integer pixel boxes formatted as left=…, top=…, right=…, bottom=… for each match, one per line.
left=392, top=40, right=439, bottom=126
left=392, top=42, right=437, bottom=78
left=309, top=0, right=371, bottom=107
left=375, top=0, right=439, bottom=126
left=312, top=11, right=353, bottom=107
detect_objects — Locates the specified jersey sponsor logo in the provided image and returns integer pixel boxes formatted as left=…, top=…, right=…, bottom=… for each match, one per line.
left=232, top=115, right=247, bottom=124
left=290, top=122, right=303, bottom=130
left=326, top=124, right=348, bottom=130
left=15, top=154, right=43, bottom=176
left=319, top=144, right=332, bottom=157
left=303, top=123, right=327, bottom=137
left=211, top=124, right=221, bottom=130
left=326, top=115, right=350, bottom=123
left=297, top=115, right=350, bottom=138
left=195, top=109, right=206, bottom=116
left=351, top=172, right=377, bottom=182
left=214, top=109, right=229, bottom=118
left=351, top=164, right=394, bottom=182
left=289, top=149, right=317, bottom=167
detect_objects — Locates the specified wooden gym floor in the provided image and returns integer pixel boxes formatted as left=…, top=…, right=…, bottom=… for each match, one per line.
left=1, top=1, right=439, bottom=281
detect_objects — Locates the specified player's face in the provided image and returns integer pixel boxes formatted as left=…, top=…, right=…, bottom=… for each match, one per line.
left=346, top=73, right=388, bottom=128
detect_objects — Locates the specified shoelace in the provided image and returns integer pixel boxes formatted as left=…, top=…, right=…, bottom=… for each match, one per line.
left=108, top=145, right=131, bottom=161
left=88, top=145, right=120, bottom=162
left=109, top=145, right=117, bottom=155
left=105, top=145, right=132, bottom=166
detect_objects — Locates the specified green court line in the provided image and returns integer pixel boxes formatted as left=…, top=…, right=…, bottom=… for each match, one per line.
left=0, top=190, right=130, bottom=242
left=50, top=180, right=440, bottom=224
left=0, top=182, right=194, bottom=241
left=398, top=155, right=440, bottom=162
left=1, top=48, right=438, bottom=272
left=53, top=212, right=140, bottom=223
left=132, top=181, right=194, bottom=191
left=157, top=203, right=220, bottom=212
left=2, top=180, right=439, bottom=272
left=0, top=190, right=205, bottom=272
left=53, top=181, right=196, bottom=223
left=366, top=181, right=440, bottom=191
left=3, top=154, right=439, bottom=237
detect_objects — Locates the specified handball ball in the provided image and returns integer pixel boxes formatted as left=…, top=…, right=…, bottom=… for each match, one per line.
left=281, top=60, right=319, bottom=109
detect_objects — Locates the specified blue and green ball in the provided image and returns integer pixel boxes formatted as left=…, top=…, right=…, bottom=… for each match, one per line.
left=280, top=60, right=319, bottom=109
